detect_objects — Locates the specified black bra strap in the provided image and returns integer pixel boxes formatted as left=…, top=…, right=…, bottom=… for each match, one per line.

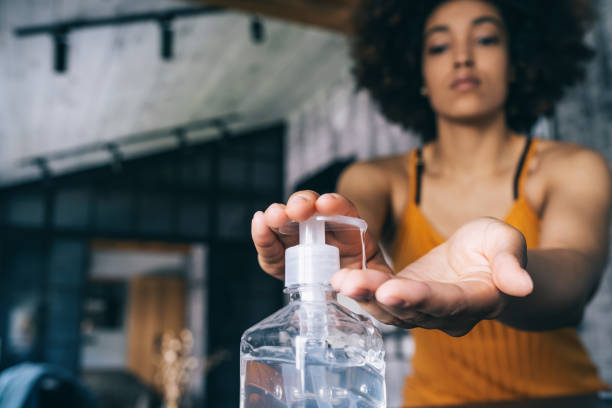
left=513, top=137, right=532, bottom=200
left=415, top=148, right=424, bottom=205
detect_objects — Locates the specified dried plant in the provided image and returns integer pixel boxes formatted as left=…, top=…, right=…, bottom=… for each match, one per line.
left=154, top=329, right=199, bottom=408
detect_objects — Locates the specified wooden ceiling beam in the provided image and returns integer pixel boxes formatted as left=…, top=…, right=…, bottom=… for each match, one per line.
left=191, top=0, right=358, bottom=34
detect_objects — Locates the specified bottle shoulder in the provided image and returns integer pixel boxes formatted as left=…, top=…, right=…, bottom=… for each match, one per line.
left=241, top=300, right=383, bottom=351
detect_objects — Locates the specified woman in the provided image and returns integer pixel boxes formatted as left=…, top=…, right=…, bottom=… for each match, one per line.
left=252, top=0, right=612, bottom=405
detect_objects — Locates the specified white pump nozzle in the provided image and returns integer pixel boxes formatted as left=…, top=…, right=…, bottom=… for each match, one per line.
left=284, top=215, right=367, bottom=288
left=300, top=217, right=325, bottom=246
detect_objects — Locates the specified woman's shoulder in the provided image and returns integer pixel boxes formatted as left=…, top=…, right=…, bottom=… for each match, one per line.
left=338, top=153, right=414, bottom=220
left=342, top=152, right=413, bottom=179
left=533, top=138, right=611, bottom=192
left=535, top=138, right=609, bottom=172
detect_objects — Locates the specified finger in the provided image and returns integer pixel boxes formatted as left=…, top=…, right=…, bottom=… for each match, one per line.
left=316, top=193, right=360, bottom=217
left=375, top=298, right=432, bottom=329
left=375, top=279, right=462, bottom=330
left=332, top=268, right=391, bottom=301
left=375, top=278, right=497, bottom=319
left=251, top=211, right=286, bottom=279
left=375, top=278, right=436, bottom=311
left=285, top=191, right=319, bottom=222
left=331, top=268, right=402, bottom=324
left=264, top=203, right=290, bottom=228
left=491, top=252, right=533, bottom=297
left=358, top=301, right=410, bottom=328
left=480, top=220, right=531, bottom=297
left=373, top=291, right=480, bottom=335
left=374, top=279, right=481, bottom=332
left=330, top=268, right=351, bottom=291
left=263, top=203, right=299, bottom=247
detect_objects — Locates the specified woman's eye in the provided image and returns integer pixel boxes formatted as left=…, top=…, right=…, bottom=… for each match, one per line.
left=427, top=44, right=448, bottom=55
left=477, top=36, right=500, bottom=46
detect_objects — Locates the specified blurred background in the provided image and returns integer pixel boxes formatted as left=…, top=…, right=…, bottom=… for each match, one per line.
left=0, top=1, right=611, bottom=407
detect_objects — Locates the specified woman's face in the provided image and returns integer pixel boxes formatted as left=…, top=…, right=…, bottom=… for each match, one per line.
left=422, top=0, right=510, bottom=123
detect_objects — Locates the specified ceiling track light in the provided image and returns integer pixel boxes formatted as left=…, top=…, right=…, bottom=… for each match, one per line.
left=159, top=16, right=174, bottom=60
left=250, top=16, right=265, bottom=44
left=212, top=119, right=232, bottom=140
left=106, top=143, right=124, bottom=172
left=53, top=28, right=69, bottom=73
left=33, top=157, right=53, bottom=180
left=174, top=128, right=189, bottom=150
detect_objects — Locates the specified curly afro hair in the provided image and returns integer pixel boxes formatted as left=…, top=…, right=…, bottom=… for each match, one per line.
left=351, top=0, right=596, bottom=142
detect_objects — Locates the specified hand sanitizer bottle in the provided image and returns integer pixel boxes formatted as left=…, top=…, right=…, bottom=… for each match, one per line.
left=240, top=215, right=386, bottom=408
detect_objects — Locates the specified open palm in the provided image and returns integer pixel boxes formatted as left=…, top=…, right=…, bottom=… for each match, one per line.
left=332, top=218, right=534, bottom=336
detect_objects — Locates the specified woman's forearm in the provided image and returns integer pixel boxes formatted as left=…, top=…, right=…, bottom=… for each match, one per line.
left=496, top=248, right=605, bottom=331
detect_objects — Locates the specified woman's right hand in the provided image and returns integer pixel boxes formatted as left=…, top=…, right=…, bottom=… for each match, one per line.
left=251, top=190, right=393, bottom=281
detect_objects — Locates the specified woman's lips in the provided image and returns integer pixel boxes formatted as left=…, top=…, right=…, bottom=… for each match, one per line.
left=451, top=77, right=481, bottom=91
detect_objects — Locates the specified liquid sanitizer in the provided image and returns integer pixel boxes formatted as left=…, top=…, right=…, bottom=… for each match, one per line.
left=240, top=215, right=386, bottom=408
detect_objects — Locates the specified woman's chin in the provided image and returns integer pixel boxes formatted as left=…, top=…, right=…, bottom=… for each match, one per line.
left=439, top=105, right=504, bottom=126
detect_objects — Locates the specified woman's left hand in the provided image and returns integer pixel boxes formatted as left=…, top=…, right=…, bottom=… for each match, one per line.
left=330, top=217, right=534, bottom=336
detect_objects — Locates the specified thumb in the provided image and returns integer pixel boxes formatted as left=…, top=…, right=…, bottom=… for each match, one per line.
left=491, top=252, right=533, bottom=297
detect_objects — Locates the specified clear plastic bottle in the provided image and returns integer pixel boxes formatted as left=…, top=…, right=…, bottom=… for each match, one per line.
left=240, top=215, right=386, bottom=408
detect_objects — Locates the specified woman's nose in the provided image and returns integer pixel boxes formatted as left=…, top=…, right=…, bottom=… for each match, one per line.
left=454, top=59, right=474, bottom=68
left=453, top=43, right=474, bottom=68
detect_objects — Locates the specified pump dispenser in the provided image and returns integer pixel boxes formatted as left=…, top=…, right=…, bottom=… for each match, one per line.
left=240, top=215, right=386, bottom=408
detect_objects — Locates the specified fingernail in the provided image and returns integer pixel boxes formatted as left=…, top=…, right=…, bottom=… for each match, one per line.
left=290, top=194, right=309, bottom=204
left=520, top=271, right=534, bottom=292
left=350, top=290, right=373, bottom=301
left=331, top=268, right=347, bottom=288
left=384, top=297, right=405, bottom=307
left=321, top=193, right=338, bottom=200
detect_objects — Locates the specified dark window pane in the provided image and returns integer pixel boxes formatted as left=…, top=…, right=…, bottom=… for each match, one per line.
left=179, top=198, right=209, bottom=237
left=252, top=160, right=279, bottom=191
left=6, top=191, right=45, bottom=227
left=253, top=133, right=281, bottom=157
left=95, top=191, right=132, bottom=232
left=219, top=156, right=248, bottom=189
left=54, top=187, right=90, bottom=228
left=217, top=201, right=248, bottom=239
left=180, top=154, right=211, bottom=186
left=137, top=193, right=173, bottom=234
left=49, top=240, right=85, bottom=288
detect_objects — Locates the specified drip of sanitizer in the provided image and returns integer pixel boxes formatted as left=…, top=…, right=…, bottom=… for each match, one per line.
left=240, top=214, right=386, bottom=408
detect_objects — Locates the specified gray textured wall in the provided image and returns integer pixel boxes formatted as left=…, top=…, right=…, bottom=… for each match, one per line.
left=556, top=0, right=612, bottom=386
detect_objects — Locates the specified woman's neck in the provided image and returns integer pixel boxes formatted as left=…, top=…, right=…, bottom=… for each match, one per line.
left=428, top=113, right=521, bottom=180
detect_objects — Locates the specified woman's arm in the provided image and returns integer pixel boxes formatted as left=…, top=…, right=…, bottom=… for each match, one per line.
left=336, top=161, right=391, bottom=241
left=335, top=160, right=394, bottom=271
left=497, top=146, right=611, bottom=330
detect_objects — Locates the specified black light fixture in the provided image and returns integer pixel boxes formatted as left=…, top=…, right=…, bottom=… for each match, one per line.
left=174, top=127, right=188, bottom=149
left=52, top=28, right=69, bottom=73
left=159, top=15, right=174, bottom=60
left=212, top=119, right=232, bottom=140
left=106, top=143, right=124, bottom=172
left=33, top=157, right=53, bottom=180
left=250, top=16, right=265, bottom=44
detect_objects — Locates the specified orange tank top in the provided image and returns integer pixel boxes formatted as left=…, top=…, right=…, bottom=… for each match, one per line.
left=391, top=138, right=609, bottom=406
